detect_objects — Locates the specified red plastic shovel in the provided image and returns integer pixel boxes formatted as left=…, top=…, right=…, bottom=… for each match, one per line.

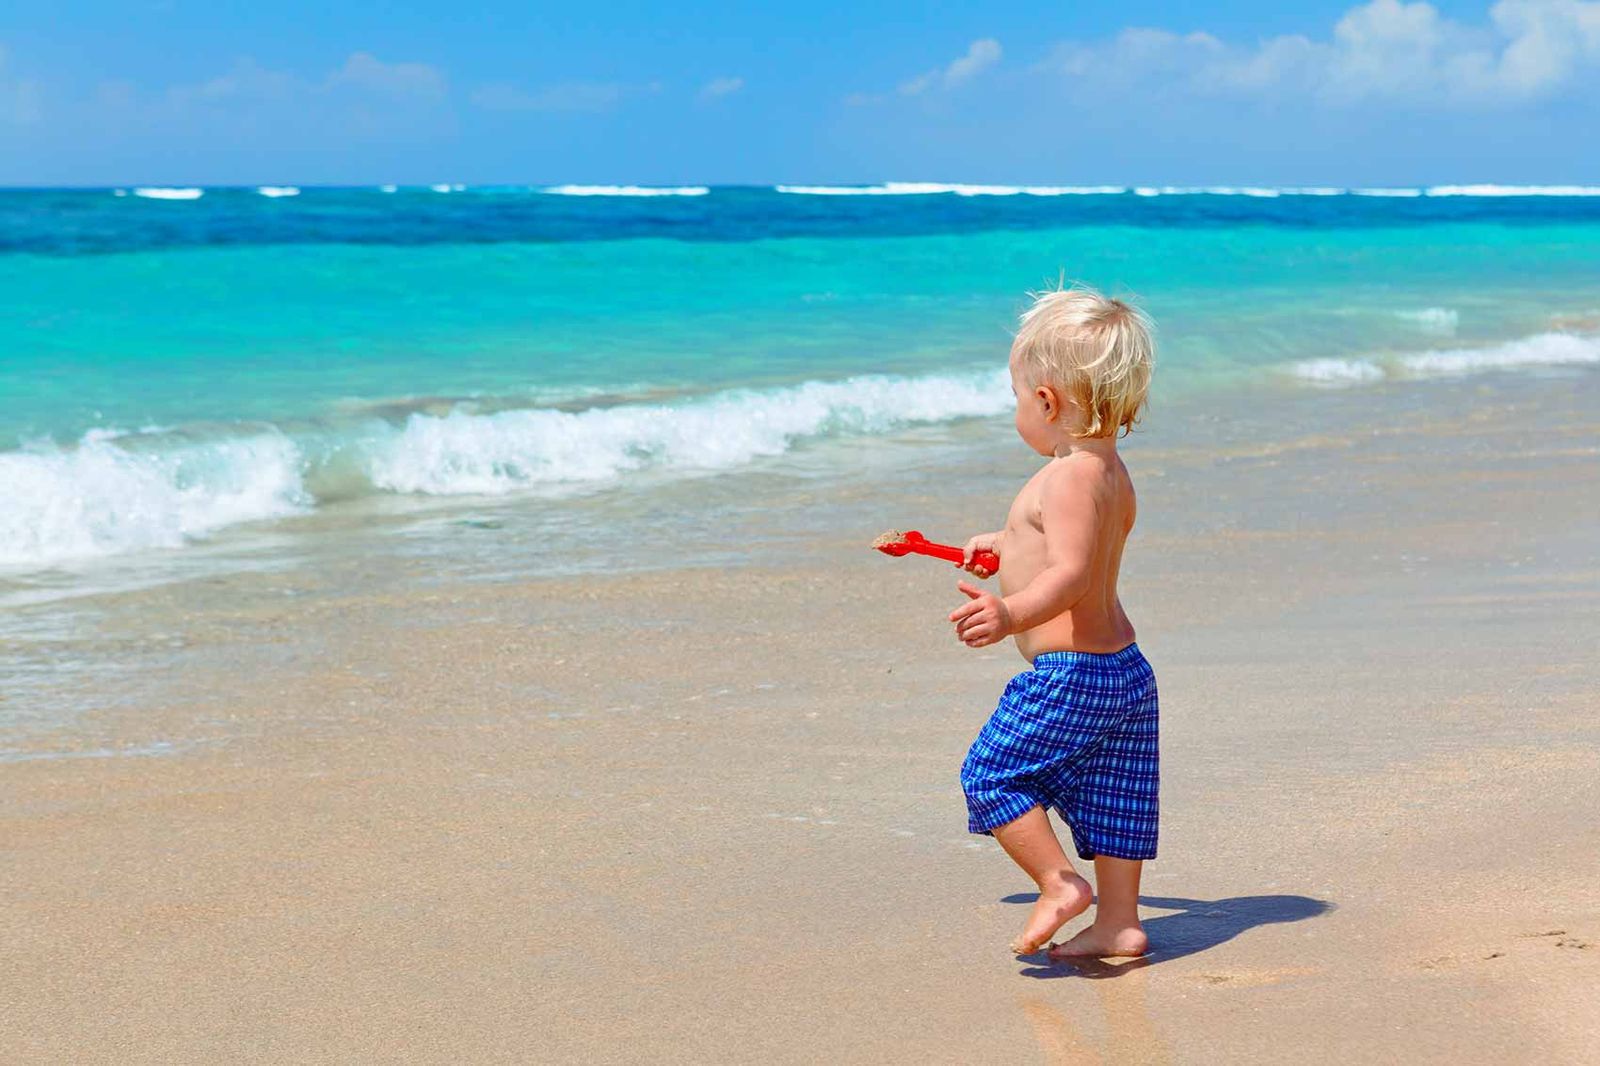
left=872, top=529, right=999, bottom=573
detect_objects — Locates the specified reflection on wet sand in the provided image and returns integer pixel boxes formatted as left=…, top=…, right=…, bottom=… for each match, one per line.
left=1014, top=894, right=1331, bottom=1060
left=1020, top=963, right=1170, bottom=1065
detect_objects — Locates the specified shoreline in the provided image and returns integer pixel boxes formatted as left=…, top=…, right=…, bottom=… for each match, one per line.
left=5, top=351, right=1598, bottom=609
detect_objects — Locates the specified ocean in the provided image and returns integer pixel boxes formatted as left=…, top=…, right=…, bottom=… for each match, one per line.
left=4, top=182, right=1600, bottom=599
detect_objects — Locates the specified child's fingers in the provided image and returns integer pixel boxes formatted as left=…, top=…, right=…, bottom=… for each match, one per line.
left=948, top=600, right=982, bottom=623
left=956, top=612, right=995, bottom=639
left=956, top=606, right=994, bottom=632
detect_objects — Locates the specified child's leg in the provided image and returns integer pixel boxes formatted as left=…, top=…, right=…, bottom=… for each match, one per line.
left=990, top=805, right=1093, bottom=955
left=1048, top=856, right=1150, bottom=958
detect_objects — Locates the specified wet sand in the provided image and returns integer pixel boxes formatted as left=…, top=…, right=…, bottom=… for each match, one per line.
left=5, top=372, right=1600, bottom=1063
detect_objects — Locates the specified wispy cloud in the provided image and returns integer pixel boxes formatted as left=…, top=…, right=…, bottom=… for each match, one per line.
left=943, top=38, right=1004, bottom=86
left=327, top=52, right=446, bottom=100
left=55, top=50, right=456, bottom=151
left=698, top=76, right=744, bottom=101
left=898, top=38, right=1003, bottom=96
left=157, top=52, right=447, bottom=109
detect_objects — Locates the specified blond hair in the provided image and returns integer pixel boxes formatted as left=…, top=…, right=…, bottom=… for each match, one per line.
left=1010, top=284, right=1154, bottom=438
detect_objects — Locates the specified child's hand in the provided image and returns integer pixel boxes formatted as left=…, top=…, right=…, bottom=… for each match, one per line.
left=949, top=580, right=1014, bottom=648
left=956, top=532, right=1001, bottom=579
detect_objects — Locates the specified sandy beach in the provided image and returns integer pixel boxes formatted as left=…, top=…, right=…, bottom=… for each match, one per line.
left=5, top=369, right=1599, bottom=1063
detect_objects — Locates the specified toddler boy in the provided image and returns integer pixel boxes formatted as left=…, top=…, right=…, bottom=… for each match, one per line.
left=947, top=285, right=1159, bottom=958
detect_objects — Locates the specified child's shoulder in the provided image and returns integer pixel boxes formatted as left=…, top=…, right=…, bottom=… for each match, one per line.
left=1037, top=450, right=1132, bottom=510
left=1042, top=450, right=1123, bottom=490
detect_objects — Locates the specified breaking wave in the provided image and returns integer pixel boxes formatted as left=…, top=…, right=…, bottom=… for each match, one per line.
left=0, top=367, right=1009, bottom=568
left=1423, top=185, right=1600, bottom=197
left=1396, top=308, right=1459, bottom=335
left=0, top=430, right=309, bottom=568
left=775, top=183, right=1127, bottom=196
left=132, top=187, right=204, bottom=200
left=541, top=185, right=710, bottom=196
left=1286, top=331, right=1600, bottom=387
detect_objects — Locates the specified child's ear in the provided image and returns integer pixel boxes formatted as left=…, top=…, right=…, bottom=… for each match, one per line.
left=1036, top=385, right=1059, bottom=422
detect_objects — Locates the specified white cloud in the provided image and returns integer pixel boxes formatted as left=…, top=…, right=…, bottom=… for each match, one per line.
left=69, top=51, right=453, bottom=147
left=698, top=76, right=744, bottom=101
left=898, top=37, right=1003, bottom=96
left=946, top=38, right=1003, bottom=84
left=1193, top=34, right=1318, bottom=93
left=1489, top=0, right=1600, bottom=93
left=1052, top=0, right=1600, bottom=105
left=1050, top=29, right=1223, bottom=88
left=165, top=58, right=302, bottom=107
left=328, top=52, right=446, bottom=100
left=156, top=52, right=447, bottom=110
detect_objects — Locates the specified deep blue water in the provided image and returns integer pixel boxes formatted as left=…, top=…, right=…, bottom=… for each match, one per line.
left=6, top=184, right=1600, bottom=255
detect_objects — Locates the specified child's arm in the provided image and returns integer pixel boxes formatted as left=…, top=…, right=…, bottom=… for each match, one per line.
left=948, top=466, right=1097, bottom=647
left=998, top=466, right=1099, bottom=632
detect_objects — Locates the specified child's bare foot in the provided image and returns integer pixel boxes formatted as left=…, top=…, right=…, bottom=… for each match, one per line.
left=1011, top=874, right=1093, bottom=955
left=1047, top=921, right=1149, bottom=958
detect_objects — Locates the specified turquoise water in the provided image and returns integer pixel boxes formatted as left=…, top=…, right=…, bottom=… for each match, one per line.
left=3, top=186, right=1600, bottom=573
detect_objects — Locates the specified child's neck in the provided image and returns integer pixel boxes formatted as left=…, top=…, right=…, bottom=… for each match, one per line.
left=1049, top=434, right=1118, bottom=460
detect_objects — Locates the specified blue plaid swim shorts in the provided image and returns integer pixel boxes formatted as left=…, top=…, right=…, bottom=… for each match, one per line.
left=960, top=643, right=1159, bottom=860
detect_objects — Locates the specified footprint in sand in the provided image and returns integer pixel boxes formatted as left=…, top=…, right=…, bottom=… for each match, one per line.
left=1519, top=929, right=1590, bottom=949
left=1421, top=929, right=1590, bottom=969
left=1418, top=952, right=1508, bottom=969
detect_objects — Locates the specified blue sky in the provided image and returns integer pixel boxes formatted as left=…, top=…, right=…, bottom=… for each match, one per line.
left=2, top=1, right=1597, bottom=185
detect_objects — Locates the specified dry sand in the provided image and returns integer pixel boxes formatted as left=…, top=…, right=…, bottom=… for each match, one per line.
left=5, top=373, right=1600, bottom=1063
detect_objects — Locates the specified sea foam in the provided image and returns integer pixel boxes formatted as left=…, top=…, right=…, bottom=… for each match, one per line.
left=1396, top=308, right=1459, bottom=335
left=0, top=368, right=1009, bottom=568
left=1132, top=186, right=1344, bottom=197
left=365, top=367, right=1011, bottom=495
left=541, top=185, right=710, bottom=196
left=1286, top=358, right=1388, bottom=385
left=132, top=187, right=204, bottom=200
left=1287, top=332, right=1600, bottom=387
left=775, top=183, right=1126, bottom=196
left=0, top=430, right=309, bottom=568
left=256, top=186, right=300, bottom=198
left=1424, top=185, right=1600, bottom=197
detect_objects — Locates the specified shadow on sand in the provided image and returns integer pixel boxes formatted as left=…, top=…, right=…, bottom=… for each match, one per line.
left=997, top=892, right=1334, bottom=979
